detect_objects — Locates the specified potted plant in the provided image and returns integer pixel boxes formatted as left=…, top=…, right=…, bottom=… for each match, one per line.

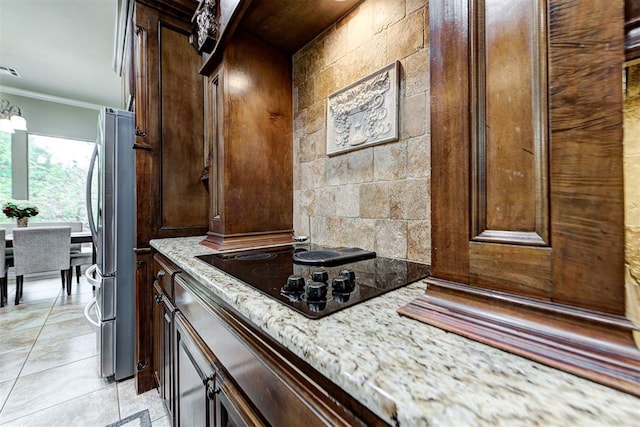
left=2, top=200, right=39, bottom=227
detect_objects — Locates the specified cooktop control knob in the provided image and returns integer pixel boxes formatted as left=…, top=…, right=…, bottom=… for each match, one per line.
left=340, top=269, right=356, bottom=284
left=306, top=281, right=328, bottom=301
left=307, top=300, right=327, bottom=312
left=333, top=293, right=351, bottom=303
left=311, top=270, right=329, bottom=283
left=339, top=269, right=356, bottom=291
left=332, top=276, right=351, bottom=293
left=284, top=275, right=305, bottom=293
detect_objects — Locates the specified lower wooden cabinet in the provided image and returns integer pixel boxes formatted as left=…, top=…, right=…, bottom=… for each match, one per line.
left=174, top=312, right=264, bottom=427
left=153, top=281, right=175, bottom=421
left=153, top=253, right=385, bottom=426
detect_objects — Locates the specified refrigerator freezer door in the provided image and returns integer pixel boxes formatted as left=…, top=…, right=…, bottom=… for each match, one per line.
left=83, top=297, right=115, bottom=378
left=99, top=319, right=116, bottom=378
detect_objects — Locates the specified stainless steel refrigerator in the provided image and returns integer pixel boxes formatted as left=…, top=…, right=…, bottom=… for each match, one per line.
left=83, top=107, right=135, bottom=380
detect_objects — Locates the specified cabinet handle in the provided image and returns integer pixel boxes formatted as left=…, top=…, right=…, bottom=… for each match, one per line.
left=207, top=383, right=221, bottom=399
left=154, top=294, right=163, bottom=304
left=204, top=374, right=221, bottom=400
left=156, top=270, right=166, bottom=280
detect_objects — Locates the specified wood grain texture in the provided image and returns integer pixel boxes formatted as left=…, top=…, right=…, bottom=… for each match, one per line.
left=469, top=242, right=552, bottom=298
left=549, top=0, right=625, bottom=313
left=429, top=0, right=471, bottom=284
left=159, top=22, right=208, bottom=231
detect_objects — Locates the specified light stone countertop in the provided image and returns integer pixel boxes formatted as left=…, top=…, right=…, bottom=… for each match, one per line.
left=150, top=236, right=639, bottom=426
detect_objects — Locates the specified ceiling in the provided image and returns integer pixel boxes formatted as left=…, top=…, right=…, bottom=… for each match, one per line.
left=0, top=0, right=123, bottom=108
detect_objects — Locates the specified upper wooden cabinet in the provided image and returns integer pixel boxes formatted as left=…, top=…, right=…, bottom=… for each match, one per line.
left=193, top=0, right=362, bottom=250
left=201, top=31, right=294, bottom=250
left=399, top=0, right=640, bottom=396
left=130, top=0, right=208, bottom=245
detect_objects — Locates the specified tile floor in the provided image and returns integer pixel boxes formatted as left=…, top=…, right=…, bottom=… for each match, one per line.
left=0, top=273, right=169, bottom=426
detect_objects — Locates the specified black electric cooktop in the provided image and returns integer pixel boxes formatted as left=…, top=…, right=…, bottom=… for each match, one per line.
left=196, top=244, right=430, bottom=319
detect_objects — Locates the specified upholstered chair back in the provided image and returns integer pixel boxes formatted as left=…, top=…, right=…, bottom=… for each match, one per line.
left=12, top=227, right=72, bottom=276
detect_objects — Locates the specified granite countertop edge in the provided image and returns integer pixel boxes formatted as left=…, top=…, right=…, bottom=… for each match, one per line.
left=150, top=236, right=639, bottom=427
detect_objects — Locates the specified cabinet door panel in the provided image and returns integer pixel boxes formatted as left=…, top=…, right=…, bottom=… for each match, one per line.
left=175, top=313, right=215, bottom=427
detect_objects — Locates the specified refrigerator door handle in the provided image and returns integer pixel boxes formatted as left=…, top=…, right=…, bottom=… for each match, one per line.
left=86, top=264, right=101, bottom=289
left=84, top=298, right=100, bottom=327
left=86, top=143, right=99, bottom=244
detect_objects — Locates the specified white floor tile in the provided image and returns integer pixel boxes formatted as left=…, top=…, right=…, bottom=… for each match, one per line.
left=0, top=384, right=120, bottom=427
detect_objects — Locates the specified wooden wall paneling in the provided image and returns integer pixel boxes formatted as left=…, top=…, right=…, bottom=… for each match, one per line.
left=549, top=0, right=625, bottom=314
left=429, top=0, right=471, bottom=284
left=159, top=21, right=208, bottom=235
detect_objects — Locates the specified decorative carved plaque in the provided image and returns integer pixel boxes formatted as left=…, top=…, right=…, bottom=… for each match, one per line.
left=191, top=0, right=218, bottom=54
left=326, top=61, right=399, bottom=156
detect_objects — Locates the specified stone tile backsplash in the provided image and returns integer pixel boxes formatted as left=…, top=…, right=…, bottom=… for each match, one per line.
left=292, top=0, right=430, bottom=264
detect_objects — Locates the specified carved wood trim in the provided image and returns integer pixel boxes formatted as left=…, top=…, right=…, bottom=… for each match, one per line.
left=201, top=230, right=294, bottom=251
left=134, top=24, right=149, bottom=145
left=190, top=0, right=219, bottom=54
left=398, top=278, right=640, bottom=397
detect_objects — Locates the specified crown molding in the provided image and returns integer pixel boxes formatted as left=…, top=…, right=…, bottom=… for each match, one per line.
left=0, top=85, right=103, bottom=110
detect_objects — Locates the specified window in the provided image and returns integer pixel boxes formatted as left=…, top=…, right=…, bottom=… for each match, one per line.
left=0, top=132, right=11, bottom=203
left=28, top=135, right=94, bottom=229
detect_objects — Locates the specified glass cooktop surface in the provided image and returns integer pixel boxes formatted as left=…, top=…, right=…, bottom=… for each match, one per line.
left=196, top=244, right=430, bottom=319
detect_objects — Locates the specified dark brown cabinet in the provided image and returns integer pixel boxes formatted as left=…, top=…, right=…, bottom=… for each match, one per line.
left=152, top=279, right=175, bottom=420
left=152, top=253, right=181, bottom=421
left=174, top=312, right=216, bottom=427
left=152, top=253, right=384, bottom=426
left=174, top=312, right=264, bottom=427
left=124, top=0, right=209, bottom=393
left=399, top=0, right=640, bottom=396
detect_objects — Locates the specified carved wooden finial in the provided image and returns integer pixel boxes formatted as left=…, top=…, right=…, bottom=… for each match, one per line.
left=190, top=0, right=218, bottom=54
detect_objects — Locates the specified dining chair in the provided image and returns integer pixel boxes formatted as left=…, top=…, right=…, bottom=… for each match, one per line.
left=12, top=226, right=72, bottom=305
left=70, top=246, right=93, bottom=284
left=0, top=229, right=7, bottom=307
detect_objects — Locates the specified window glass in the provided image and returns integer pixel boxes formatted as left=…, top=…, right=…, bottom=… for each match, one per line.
left=28, top=134, right=94, bottom=230
left=0, top=132, right=11, bottom=203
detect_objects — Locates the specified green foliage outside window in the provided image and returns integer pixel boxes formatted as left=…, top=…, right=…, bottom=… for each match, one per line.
left=28, top=135, right=94, bottom=230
